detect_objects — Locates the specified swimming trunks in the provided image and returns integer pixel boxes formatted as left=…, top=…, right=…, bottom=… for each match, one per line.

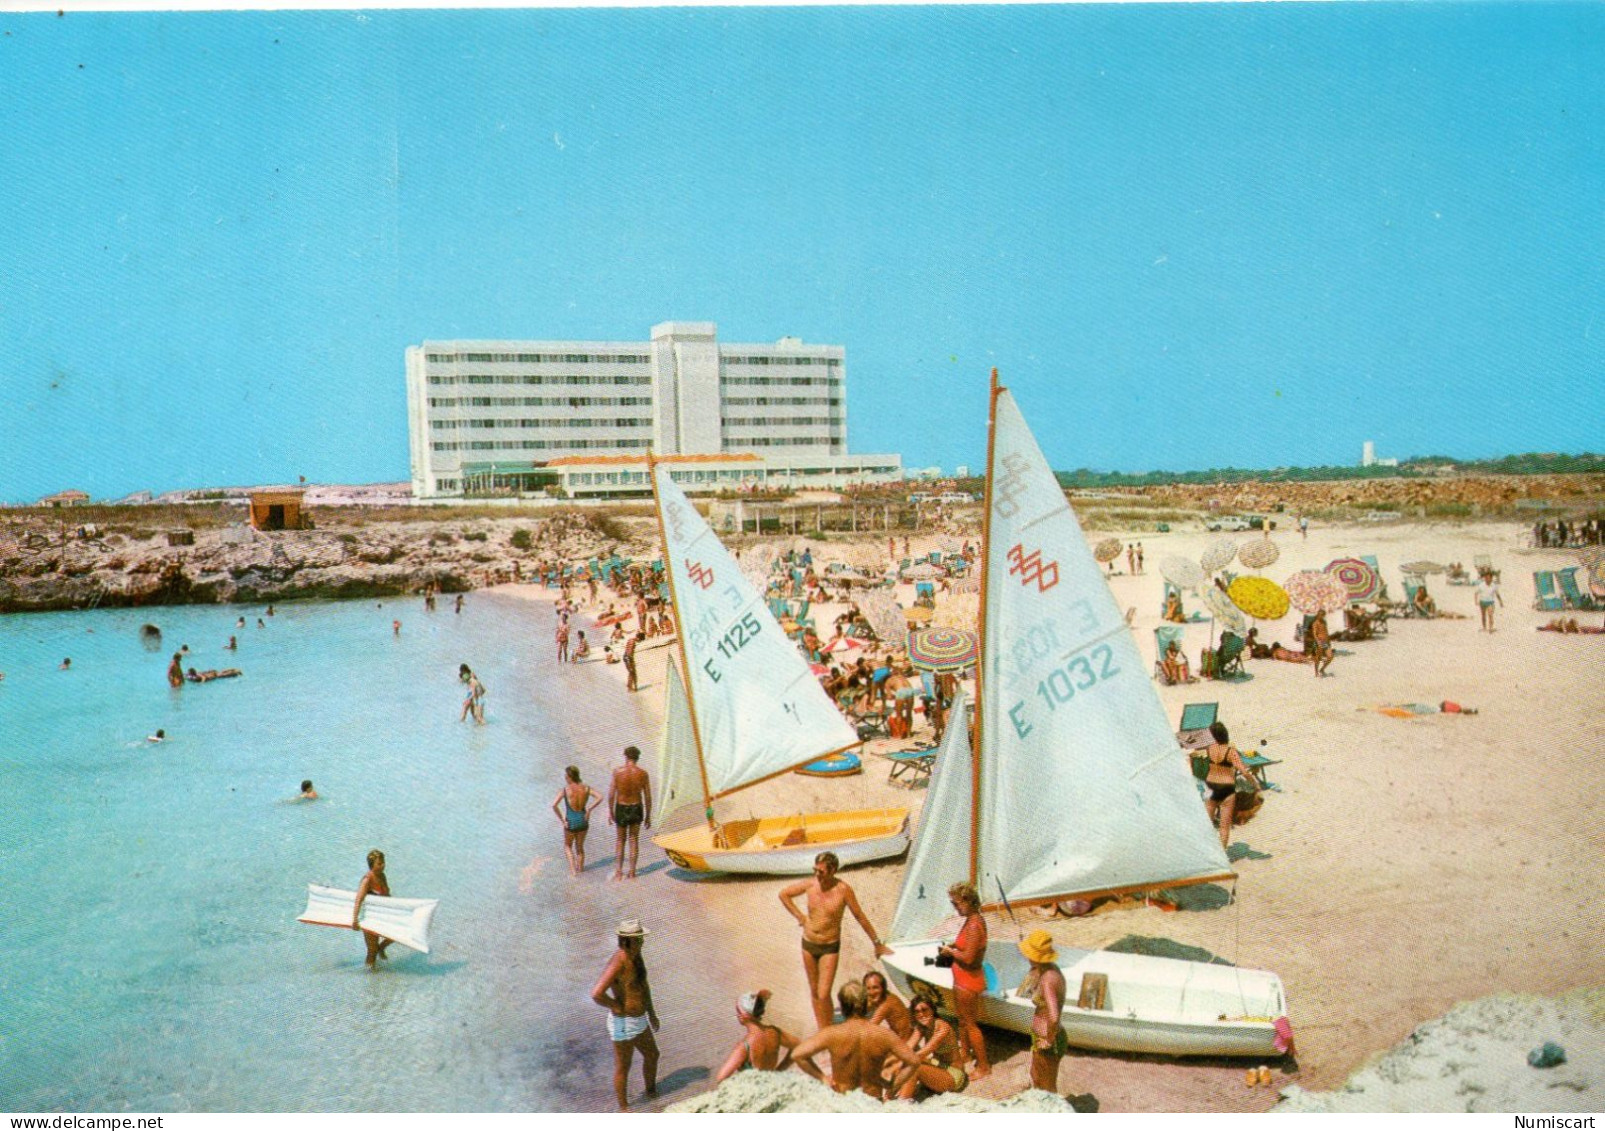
left=1208, top=781, right=1236, bottom=803
left=801, top=938, right=841, bottom=960
left=614, top=802, right=644, bottom=828
left=608, top=1012, right=650, bottom=1043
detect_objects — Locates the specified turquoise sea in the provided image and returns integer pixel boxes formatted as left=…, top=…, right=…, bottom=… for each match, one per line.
left=0, top=593, right=688, bottom=1112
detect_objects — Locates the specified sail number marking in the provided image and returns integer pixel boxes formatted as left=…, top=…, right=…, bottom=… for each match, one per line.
left=1007, top=643, right=1120, bottom=738
left=702, top=613, right=762, bottom=683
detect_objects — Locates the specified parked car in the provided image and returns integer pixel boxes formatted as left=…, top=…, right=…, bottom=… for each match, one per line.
left=1206, top=515, right=1255, bottom=532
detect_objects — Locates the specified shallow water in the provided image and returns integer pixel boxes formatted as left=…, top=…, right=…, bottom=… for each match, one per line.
left=0, top=594, right=646, bottom=1112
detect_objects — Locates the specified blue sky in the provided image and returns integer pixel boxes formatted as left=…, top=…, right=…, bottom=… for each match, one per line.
left=3, top=4, right=1601, bottom=501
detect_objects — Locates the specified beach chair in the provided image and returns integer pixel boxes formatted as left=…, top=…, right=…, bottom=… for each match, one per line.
left=1154, top=625, right=1188, bottom=683
left=1401, top=578, right=1436, bottom=618
left=1557, top=567, right=1598, bottom=611
left=1214, top=632, right=1246, bottom=678
left=886, top=746, right=937, bottom=788
left=1176, top=702, right=1218, bottom=749
left=1532, top=571, right=1564, bottom=611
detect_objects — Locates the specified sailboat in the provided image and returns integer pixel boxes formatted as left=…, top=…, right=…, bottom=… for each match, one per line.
left=647, top=460, right=910, bottom=875
left=880, top=374, right=1290, bottom=1058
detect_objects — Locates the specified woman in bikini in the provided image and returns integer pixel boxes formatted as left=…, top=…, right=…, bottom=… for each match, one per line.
left=938, top=882, right=990, bottom=1079
left=352, top=849, right=392, bottom=968
left=894, top=994, right=967, bottom=1098
left=1017, top=929, right=1069, bottom=1092
left=553, top=765, right=602, bottom=875
left=1202, top=721, right=1260, bottom=848
left=713, top=989, right=798, bottom=1083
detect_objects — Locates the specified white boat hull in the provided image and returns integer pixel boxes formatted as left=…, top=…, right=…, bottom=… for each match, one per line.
left=882, top=939, right=1286, bottom=1059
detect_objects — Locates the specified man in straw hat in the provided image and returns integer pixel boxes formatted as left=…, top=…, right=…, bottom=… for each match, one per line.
left=1016, top=929, right=1069, bottom=1093
left=591, top=918, right=660, bottom=1110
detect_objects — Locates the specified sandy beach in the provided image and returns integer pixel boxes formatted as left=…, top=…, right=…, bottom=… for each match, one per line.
left=502, top=514, right=1604, bottom=1112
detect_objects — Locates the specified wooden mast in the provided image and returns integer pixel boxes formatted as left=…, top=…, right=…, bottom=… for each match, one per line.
left=971, top=367, right=1003, bottom=887
left=647, top=453, right=718, bottom=833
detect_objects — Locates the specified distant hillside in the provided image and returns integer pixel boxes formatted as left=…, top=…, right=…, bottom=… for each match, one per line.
left=1054, top=452, right=1605, bottom=489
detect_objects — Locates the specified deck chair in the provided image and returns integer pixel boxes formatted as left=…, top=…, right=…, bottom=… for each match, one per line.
left=1214, top=632, right=1246, bottom=677
left=886, top=747, right=937, bottom=788
left=1557, top=567, right=1598, bottom=610
left=1177, top=702, right=1218, bottom=749
left=1533, top=571, right=1564, bottom=611
left=1154, top=624, right=1189, bottom=683
left=1401, top=578, right=1436, bottom=618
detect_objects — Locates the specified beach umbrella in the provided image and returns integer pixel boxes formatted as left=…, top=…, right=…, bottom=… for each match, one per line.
left=1200, top=584, right=1247, bottom=635
left=907, top=626, right=979, bottom=673
left=931, top=591, right=980, bottom=633
left=1284, top=569, right=1350, bottom=615
left=1238, top=537, right=1280, bottom=570
left=1199, top=539, right=1238, bottom=575
left=903, top=562, right=942, bottom=581
left=822, top=636, right=863, bottom=654
left=594, top=612, right=630, bottom=628
left=1094, top=538, right=1124, bottom=564
left=809, top=662, right=831, bottom=676
left=1159, top=555, right=1205, bottom=590
left=1400, top=560, right=1447, bottom=575
left=1227, top=576, right=1291, bottom=621
left=1325, top=557, right=1381, bottom=603
left=947, top=577, right=980, bottom=595
left=903, top=606, right=935, bottom=624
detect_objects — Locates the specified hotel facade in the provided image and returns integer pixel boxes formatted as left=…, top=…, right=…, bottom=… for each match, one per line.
left=405, top=321, right=901, bottom=501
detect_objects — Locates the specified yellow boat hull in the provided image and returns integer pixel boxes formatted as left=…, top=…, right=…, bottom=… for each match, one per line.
left=653, top=808, right=909, bottom=875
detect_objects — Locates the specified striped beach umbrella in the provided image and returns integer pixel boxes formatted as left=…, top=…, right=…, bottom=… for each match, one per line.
left=1400, top=560, right=1447, bottom=576
left=1325, top=557, right=1381, bottom=603
left=1284, top=569, right=1350, bottom=615
left=1228, top=576, right=1291, bottom=621
left=907, top=626, right=979, bottom=673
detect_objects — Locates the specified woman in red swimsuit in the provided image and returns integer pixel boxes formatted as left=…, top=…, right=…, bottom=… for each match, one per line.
left=938, top=882, right=991, bottom=1080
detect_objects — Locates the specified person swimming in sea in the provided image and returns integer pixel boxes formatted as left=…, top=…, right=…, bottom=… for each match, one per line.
left=147, top=729, right=166, bottom=743
left=298, top=779, right=318, bottom=801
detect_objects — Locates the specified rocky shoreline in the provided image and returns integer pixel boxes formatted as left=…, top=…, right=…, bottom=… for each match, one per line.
left=0, top=508, right=656, bottom=614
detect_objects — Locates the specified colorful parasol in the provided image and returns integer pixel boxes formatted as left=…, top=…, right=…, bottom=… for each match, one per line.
left=1284, top=569, right=1350, bottom=614
left=809, top=663, right=831, bottom=676
left=1325, top=557, right=1381, bottom=603
left=907, top=626, right=979, bottom=673
left=1228, top=575, right=1291, bottom=621
left=902, top=605, right=935, bottom=624
left=1199, top=539, right=1238, bottom=575
left=1201, top=584, right=1248, bottom=634
left=1160, top=555, right=1205, bottom=590
left=1400, top=560, right=1447, bottom=576
left=1094, top=538, right=1125, bottom=563
left=1238, top=537, right=1280, bottom=570
left=822, top=636, right=864, bottom=654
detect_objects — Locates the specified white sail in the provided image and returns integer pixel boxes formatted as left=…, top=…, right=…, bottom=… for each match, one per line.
left=888, top=691, right=972, bottom=943
left=654, top=466, right=859, bottom=799
left=655, top=659, right=705, bottom=827
left=977, top=389, right=1232, bottom=904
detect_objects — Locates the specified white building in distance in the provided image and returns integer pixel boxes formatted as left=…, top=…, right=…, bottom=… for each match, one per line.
left=1361, top=440, right=1399, bottom=469
left=405, top=322, right=901, bottom=500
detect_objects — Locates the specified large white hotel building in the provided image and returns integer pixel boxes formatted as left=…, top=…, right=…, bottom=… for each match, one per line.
left=405, top=321, right=901, bottom=501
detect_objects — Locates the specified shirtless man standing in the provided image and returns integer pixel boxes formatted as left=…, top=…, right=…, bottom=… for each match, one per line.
left=791, top=981, right=924, bottom=1100
left=609, top=745, right=652, bottom=880
left=590, top=919, right=660, bottom=1111
left=779, top=852, right=892, bottom=1030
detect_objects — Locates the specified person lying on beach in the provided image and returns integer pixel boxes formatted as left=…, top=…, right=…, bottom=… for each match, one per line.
left=714, top=989, right=798, bottom=1084
left=791, top=981, right=924, bottom=1100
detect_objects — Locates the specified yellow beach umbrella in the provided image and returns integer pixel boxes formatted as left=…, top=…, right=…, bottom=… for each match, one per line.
left=1227, top=575, right=1291, bottom=621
